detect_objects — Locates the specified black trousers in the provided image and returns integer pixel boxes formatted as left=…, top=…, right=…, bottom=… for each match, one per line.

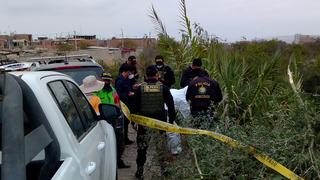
left=124, top=116, right=130, bottom=141
left=116, top=129, right=125, bottom=163
left=191, top=109, right=216, bottom=128
left=190, top=107, right=209, bottom=117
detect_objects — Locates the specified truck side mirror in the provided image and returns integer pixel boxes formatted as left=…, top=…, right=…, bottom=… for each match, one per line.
left=98, top=104, right=121, bottom=121
left=98, top=104, right=124, bottom=130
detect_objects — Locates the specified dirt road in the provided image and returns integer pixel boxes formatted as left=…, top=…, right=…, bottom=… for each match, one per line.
left=118, top=126, right=161, bottom=180
left=118, top=126, right=138, bottom=180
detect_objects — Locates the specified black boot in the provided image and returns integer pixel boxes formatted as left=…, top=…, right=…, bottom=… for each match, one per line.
left=125, top=138, right=134, bottom=145
left=160, top=165, right=169, bottom=177
left=118, top=159, right=130, bottom=168
left=135, top=166, right=144, bottom=179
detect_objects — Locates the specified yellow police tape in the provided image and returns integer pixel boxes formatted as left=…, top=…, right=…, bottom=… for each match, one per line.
left=120, top=102, right=303, bottom=180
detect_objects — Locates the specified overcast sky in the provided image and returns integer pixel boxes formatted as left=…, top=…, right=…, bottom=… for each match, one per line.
left=0, top=0, right=319, bottom=42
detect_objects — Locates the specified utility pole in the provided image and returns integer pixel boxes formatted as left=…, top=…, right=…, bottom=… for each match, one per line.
left=121, top=29, right=124, bottom=48
left=74, top=30, right=77, bottom=51
left=8, top=30, right=14, bottom=51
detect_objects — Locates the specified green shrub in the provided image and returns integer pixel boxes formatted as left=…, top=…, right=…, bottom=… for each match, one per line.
left=150, top=0, right=320, bottom=179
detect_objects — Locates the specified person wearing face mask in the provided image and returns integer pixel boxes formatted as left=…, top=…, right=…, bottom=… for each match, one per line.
left=115, top=64, right=136, bottom=145
left=180, top=58, right=209, bottom=88
left=119, top=55, right=139, bottom=85
left=153, top=55, right=175, bottom=88
left=95, top=72, right=120, bottom=106
left=133, top=65, right=176, bottom=178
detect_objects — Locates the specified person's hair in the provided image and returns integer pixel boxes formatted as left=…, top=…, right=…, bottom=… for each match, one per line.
left=128, top=55, right=136, bottom=61
left=155, top=55, right=164, bottom=61
left=146, top=65, right=158, bottom=77
left=198, top=71, right=209, bottom=78
left=192, top=58, right=202, bottom=67
left=121, top=64, right=134, bottom=72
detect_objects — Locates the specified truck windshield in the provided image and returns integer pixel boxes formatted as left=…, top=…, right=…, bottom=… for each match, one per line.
left=54, top=67, right=104, bottom=85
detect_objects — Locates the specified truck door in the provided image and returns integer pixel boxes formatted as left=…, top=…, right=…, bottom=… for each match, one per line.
left=48, top=80, right=109, bottom=180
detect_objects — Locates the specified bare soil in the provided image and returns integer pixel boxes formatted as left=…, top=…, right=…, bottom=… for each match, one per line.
left=118, top=125, right=161, bottom=180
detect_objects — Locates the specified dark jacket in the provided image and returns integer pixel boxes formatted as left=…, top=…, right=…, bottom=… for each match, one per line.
left=115, top=75, right=133, bottom=107
left=186, top=76, right=222, bottom=114
left=135, top=78, right=175, bottom=124
left=180, top=66, right=209, bottom=88
left=155, top=65, right=175, bottom=88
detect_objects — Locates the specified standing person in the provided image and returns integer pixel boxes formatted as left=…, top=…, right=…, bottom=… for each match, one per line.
left=186, top=73, right=222, bottom=123
left=95, top=72, right=130, bottom=168
left=134, top=65, right=176, bottom=179
left=115, top=64, right=135, bottom=145
left=80, top=75, right=104, bottom=113
left=119, top=55, right=139, bottom=84
left=154, top=55, right=175, bottom=88
left=95, top=72, right=120, bottom=106
left=180, top=58, right=209, bottom=88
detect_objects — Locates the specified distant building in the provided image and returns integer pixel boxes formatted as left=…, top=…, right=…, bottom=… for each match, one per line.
left=1, top=33, right=157, bottom=54
left=0, top=39, right=6, bottom=49
left=0, top=35, right=9, bottom=49
left=294, top=34, right=320, bottom=44
left=64, top=35, right=98, bottom=50
left=0, top=34, right=32, bottom=49
left=13, top=34, right=32, bottom=42
left=56, top=37, right=67, bottom=41
left=38, top=37, right=49, bottom=41
left=32, top=35, right=103, bottom=50
left=73, top=35, right=96, bottom=40
left=106, top=37, right=156, bottom=48
left=68, top=39, right=98, bottom=49
left=0, top=35, right=9, bottom=40
left=12, top=39, right=28, bottom=48
left=32, top=38, right=56, bottom=49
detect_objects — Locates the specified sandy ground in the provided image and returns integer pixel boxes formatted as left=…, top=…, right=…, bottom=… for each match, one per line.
left=118, top=126, right=138, bottom=180
left=118, top=125, right=161, bottom=180
left=13, top=49, right=132, bottom=64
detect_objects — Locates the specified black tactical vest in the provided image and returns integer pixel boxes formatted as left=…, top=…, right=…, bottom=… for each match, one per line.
left=140, top=82, right=164, bottom=116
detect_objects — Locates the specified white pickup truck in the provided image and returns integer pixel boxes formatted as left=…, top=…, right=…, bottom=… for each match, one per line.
left=0, top=71, right=117, bottom=180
